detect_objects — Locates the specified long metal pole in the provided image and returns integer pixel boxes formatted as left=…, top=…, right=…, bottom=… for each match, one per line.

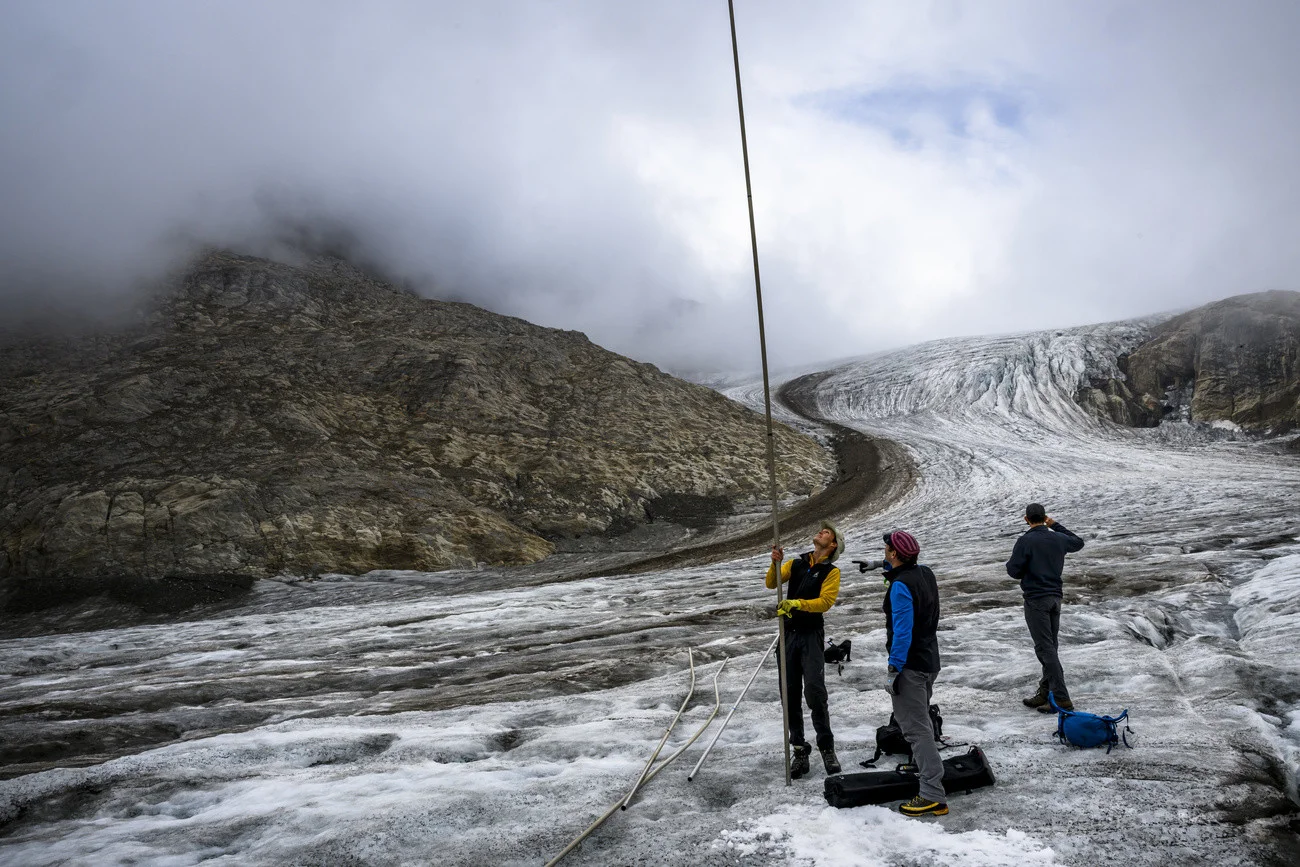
left=688, top=632, right=779, bottom=781
left=727, top=0, right=791, bottom=787
left=622, top=649, right=695, bottom=809
left=544, top=799, right=621, bottom=867
left=628, top=658, right=729, bottom=800
left=546, top=657, right=729, bottom=865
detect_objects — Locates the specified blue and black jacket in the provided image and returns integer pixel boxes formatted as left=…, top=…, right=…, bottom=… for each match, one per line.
left=883, top=563, right=941, bottom=673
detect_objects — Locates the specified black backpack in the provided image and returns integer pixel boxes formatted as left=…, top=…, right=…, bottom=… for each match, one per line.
left=859, top=704, right=945, bottom=768
left=823, top=639, right=852, bottom=675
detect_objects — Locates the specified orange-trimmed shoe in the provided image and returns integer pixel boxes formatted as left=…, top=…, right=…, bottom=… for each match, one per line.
left=899, top=796, right=949, bottom=817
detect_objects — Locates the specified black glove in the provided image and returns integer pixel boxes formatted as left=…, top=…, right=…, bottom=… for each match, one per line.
left=853, top=559, right=886, bottom=573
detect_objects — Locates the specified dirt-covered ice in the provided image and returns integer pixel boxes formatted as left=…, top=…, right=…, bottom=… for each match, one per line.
left=2, top=321, right=1298, bottom=865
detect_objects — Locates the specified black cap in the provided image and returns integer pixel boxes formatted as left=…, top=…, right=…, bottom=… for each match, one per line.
left=1025, top=503, right=1046, bottom=521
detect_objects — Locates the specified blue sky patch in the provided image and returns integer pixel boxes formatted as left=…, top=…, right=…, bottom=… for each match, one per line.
left=806, top=81, right=1036, bottom=143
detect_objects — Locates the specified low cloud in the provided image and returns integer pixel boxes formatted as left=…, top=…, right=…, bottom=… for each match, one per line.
left=3, top=1, right=1299, bottom=372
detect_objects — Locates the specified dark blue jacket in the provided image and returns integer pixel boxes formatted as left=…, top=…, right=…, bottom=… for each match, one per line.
left=1006, top=523, right=1084, bottom=599
left=883, top=564, right=941, bottom=673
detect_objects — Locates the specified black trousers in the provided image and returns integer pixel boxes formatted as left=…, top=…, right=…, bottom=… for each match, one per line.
left=1024, top=595, right=1070, bottom=702
left=782, top=629, right=834, bottom=751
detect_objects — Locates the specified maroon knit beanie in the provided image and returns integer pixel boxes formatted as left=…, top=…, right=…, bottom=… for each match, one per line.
left=884, top=530, right=920, bottom=559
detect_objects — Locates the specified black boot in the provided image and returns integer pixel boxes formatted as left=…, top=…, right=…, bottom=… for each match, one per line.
left=1022, top=686, right=1049, bottom=708
left=790, top=745, right=811, bottom=779
left=820, top=747, right=841, bottom=775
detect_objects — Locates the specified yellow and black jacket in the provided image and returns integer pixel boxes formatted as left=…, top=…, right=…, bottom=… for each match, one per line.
left=766, top=551, right=840, bottom=633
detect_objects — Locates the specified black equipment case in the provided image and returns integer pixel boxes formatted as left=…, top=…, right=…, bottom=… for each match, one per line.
left=824, top=745, right=995, bottom=809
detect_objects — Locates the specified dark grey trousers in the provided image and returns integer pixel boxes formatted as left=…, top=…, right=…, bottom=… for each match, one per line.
left=782, top=629, right=834, bottom=751
left=891, top=668, right=944, bottom=803
left=1024, top=595, right=1070, bottom=702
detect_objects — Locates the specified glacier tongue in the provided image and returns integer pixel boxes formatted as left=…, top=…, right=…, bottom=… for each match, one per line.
left=728, top=318, right=1300, bottom=861
left=1, top=319, right=1298, bottom=867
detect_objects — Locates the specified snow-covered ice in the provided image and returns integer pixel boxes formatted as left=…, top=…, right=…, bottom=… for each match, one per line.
left=2, top=320, right=1299, bottom=865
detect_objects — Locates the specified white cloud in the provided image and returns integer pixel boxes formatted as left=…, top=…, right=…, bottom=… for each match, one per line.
left=2, top=1, right=1299, bottom=370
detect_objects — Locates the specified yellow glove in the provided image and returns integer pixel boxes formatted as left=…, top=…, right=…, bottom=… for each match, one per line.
left=776, top=599, right=804, bottom=617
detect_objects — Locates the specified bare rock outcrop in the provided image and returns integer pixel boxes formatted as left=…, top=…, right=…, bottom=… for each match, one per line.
left=1077, top=290, right=1300, bottom=433
left=0, top=253, right=833, bottom=607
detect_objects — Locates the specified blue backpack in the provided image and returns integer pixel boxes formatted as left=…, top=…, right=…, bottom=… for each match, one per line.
left=1049, top=693, right=1133, bottom=753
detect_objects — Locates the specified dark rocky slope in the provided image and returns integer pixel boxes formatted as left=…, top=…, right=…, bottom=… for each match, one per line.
left=0, top=253, right=833, bottom=608
left=1077, top=290, right=1300, bottom=434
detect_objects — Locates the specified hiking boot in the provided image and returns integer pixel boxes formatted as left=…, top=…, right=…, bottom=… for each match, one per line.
left=820, top=747, right=841, bottom=775
left=790, top=745, right=811, bottom=779
left=899, top=795, right=949, bottom=817
left=1022, top=690, right=1049, bottom=709
left=1039, top=698, right=1073, bottom=713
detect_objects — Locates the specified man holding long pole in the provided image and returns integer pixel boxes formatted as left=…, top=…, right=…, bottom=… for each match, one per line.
left=767, top=521, right=844, bottom=778
left=726, top=0, right=794, bottom=784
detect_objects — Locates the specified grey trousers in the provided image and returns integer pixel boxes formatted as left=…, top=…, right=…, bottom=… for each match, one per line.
left=1024, top=595, right=1070, bottom=703
left=891, top=668, right=944, bottom=803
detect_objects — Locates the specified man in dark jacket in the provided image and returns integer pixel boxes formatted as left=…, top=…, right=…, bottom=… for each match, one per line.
left=768, top=521, right=842, bottom=778
left=881, top=529, right=946, bottom=817
left=1006, top=503, right=1085, bottom=712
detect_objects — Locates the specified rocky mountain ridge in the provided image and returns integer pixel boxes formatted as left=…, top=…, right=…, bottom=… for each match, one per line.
left=0, top=252, right=833, bottom=609
left=1076, top=290, right=1300, bottom=435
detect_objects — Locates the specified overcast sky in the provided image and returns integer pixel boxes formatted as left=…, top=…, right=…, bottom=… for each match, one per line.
left=3, top=1, right=1299, bottom=372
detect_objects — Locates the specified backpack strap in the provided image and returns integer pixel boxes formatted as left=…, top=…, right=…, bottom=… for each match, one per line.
left=1099, top=708, right=1133, bottom=753
left=1047, top=691, right=1072, bottom=745
left=1115, top=710, right=1133, bottom=750
left=858, top=745, right=885, bottom=768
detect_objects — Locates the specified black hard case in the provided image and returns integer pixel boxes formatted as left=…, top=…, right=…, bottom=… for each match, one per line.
left=823, top=745, right=995, bottom=809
